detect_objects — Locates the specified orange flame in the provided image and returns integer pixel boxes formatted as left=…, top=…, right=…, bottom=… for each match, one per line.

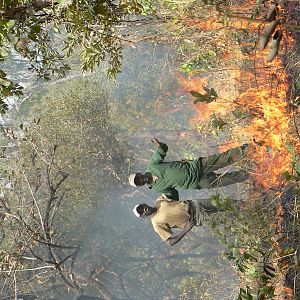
left=283, top=287, right=294, bottom=299
left=236, top=87, right=292, bottom=187
left=178, top=7, right=296, bottom=188
left=177, top=74, right=236, bottom=122
left=184, top=16, right=262, bottom=32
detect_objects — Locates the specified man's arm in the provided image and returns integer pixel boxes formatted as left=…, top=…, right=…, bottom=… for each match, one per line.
left=165, top=218, right=196, bottom=246
left=151, top=138, right=168, bottom=150
left=147, top=138, right=168, bottom=166
left=162, top=188, right=179, bottom=201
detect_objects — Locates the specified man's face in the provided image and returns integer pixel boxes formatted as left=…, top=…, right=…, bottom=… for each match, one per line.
left=134, top=173, right=149, bottom=187
left=140, top=204, right=154, bottom=217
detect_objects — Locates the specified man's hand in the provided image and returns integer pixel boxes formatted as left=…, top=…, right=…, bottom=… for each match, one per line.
left=186, top=217, right=196, bottom=231
left=165, top=216, right=195, bottom=247
left=151, top=138, right=160, bottom=146
left=189, top=204, right=194, bottom=220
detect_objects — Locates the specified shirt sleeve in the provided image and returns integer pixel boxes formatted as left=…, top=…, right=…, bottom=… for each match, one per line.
left=162, top=188, right=179, bottom=201
left=153, top=224, right=173, bottom=241
left=147, top=143, right=168, bottom=167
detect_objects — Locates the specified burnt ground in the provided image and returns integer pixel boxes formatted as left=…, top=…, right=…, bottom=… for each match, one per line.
left=280, top=187, right=300, bottom=298
left=278, top=1, right=300, bottom=298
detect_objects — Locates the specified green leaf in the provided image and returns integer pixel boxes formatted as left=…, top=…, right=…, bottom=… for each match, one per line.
left=211, top=114, right=227, bottom=130
left=282, top=170, right=291, bottom=180
left=2, top=86, right=12, bottom=96
left=238, top=287, right=254, bottom=300
left=31, top=25, right=41, bottom=33
left=210, top=88, right=218, bottom=97
left=246, top=294, right=253, bottom=300
left=181, top=63, right=197, bottom=74
left=258, top=286, right=274, bottom=297
left=5, top=20, right=15, bottom=30
left=0, top=47, right=9, bottom=58
left=194, top=94, right=215, bottom=104
left=190, top=87, right=218, bottom=104
left=245, top=264, right=257, bottom=276
left=286, top=142, right=294, bottom=153
left=94, top=4, right=106, bottom=15
left=243, top=252, right=256, bottom=261
left=295, top=159, right=300, bottom=175
left=203, top=86, right=218, bottom=98
left=0, top=99, right=8, bottom=112
left=8, top=34, right=18, bottom=44
left=294, top=250, right=300, bottom=266
left=238, top=288, right=246, bottom=300
left=211, top=194, right=222, bottom=208
left=237, top=262, right=245, bottom=273
left=282, top=247, right=295, bottom=255
left=0, top=77, right=12, bottom=87
left=190, top=91, right=203, bottom=98
left=28, top=31, right=38, bottom=42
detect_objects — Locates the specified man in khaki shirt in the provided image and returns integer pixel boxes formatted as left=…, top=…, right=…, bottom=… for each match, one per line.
left=132, top=196, right=220, bottom=246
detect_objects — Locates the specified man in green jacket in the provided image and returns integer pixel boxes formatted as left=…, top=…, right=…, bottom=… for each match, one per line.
left=128, top=138, right=249, bottom=200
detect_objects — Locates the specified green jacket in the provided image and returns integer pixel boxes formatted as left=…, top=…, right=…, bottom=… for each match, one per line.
left=146, top=142, right=201, bottom=200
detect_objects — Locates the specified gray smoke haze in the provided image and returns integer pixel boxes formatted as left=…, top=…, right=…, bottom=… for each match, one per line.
left=2, top=42, right=243, bottom=299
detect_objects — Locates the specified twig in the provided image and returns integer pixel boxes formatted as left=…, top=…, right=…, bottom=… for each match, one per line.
left=292, top=111, right=300, bottom=140
left=13, top=272, right=17, bottom=300
left=0, top=266, right=56, bottom=273
left=55, top=250, right=78, bottom=269
left=21, top=169, right=46, bottom=239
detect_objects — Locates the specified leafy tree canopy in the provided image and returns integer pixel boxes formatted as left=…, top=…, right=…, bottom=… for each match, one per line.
left=0, top=0, right=155, bottom=113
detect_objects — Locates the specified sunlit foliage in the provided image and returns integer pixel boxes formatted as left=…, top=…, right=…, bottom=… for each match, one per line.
left=0, top=0, right=156, bottom=112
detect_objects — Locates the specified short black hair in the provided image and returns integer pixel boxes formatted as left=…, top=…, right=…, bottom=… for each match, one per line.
left=134, top=172, right=142, bottom=186
left=136, top=204, right=145, bottom=215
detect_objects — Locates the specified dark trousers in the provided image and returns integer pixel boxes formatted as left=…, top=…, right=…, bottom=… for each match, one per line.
left=190, top=199, right=221, bottom=226
left=198, top=145, right=248, bottom=189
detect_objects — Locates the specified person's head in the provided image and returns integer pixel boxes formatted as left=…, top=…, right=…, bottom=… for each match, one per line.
left=132, top=203, right=156, bottom=218
left=128, top=172, right=151, bottom=187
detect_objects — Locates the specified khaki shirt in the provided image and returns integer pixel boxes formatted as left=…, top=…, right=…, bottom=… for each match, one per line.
left=151, top=197, right=190, bottom=241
